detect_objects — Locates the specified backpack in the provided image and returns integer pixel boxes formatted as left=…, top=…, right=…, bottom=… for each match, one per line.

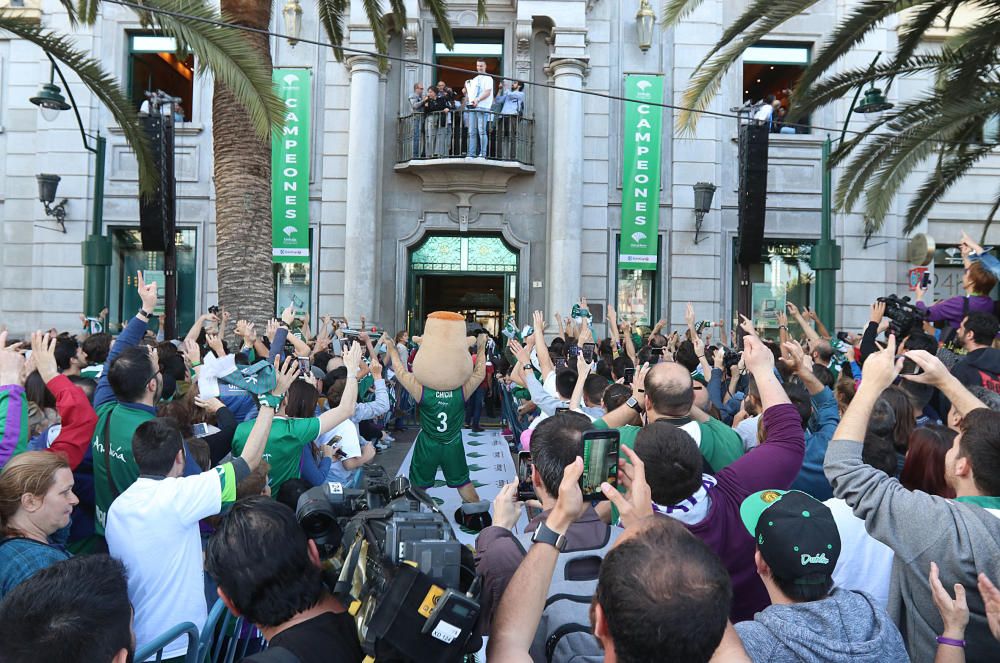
left=514, top=524, right=621, bottom=662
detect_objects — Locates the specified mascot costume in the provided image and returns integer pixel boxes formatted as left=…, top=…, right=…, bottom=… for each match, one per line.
left=381, top=312, right=490, bottom=527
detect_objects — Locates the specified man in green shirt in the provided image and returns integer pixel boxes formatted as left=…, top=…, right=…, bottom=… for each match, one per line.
left=232, top=342, right=364, bottom=494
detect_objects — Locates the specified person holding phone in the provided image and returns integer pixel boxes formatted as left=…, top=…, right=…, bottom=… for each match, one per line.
left=474, top=412, right=622, bottom=638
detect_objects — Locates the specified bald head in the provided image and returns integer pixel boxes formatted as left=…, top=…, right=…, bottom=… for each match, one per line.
left=645, top=362, right=694, bottom=417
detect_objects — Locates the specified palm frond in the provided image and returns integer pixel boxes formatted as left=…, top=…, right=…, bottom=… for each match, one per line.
left=360, top=0, right=389, bottom=55
left=138, top=0, right=284, bottom=141
left=315, top=0, right=348, bottom=61
left=795, top=0, right=911, bottom=94
left=676, top=0, right=817, bottom=131
left=661, top=0, right=708, bottom=27
left=892, top=0, right=960, bottom=70
left=423, top=0, right=454, bottom=49
left=0, top=11, right=156, bottom=194
left=903, top=142, right=996, bottom=233
left=75, top=0, right=100, bottom=25
left=476, top=0, right=488, bottom=25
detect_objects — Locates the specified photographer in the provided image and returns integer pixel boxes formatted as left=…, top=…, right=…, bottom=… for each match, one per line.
left=914, top=259, right=996, bottom=331
left=206, top=497, right=363, bottom=663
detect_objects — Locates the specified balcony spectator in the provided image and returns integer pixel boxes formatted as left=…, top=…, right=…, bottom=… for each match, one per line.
left=495, top=80, right=525, bottom=160
left=407, top=82, right=425, bottom=159
left=421, top=88, right=446, bottom=158
left=465, top=59, right=494, bottom=160
left=754, top=94, right=776, bottom=128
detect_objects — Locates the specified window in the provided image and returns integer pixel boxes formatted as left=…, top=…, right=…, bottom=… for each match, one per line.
left=275, top=229, right=314, bottom=317
left=433, top=31, right=504, bottom=94
left=615, top=235, right=661, bottom=328
left=743, top=43, right=811, bottom=134
left=128, top=33, right=194, bottom=121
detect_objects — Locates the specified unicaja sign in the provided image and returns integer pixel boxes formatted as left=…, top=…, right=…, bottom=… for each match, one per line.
left=618, top=74, right=664, bottom=271
left=271, top=68, right=312, bottom=263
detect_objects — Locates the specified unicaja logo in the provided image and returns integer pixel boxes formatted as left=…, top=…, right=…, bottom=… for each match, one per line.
left=801, top=553, right=830, bottom=566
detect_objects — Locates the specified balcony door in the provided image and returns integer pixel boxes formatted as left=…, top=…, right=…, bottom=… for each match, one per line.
left=433, top=33, right=503, bottom=93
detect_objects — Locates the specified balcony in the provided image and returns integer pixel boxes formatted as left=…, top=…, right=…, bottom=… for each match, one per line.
left=394, top=110, right=535, bottom=193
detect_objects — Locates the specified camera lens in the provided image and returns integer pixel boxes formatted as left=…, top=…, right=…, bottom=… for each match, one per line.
left=296, top=490, right=337, bottom=538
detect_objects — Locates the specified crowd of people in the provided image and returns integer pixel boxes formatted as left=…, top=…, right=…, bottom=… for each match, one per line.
left=406, top=58, right=526, bottom=161
left=2, top=232, right=1000, bottom=662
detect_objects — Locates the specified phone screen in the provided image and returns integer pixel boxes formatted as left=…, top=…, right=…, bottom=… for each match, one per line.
left=567, top=345, right=581, bottom=359
left=191, top=423, right=209, bottom=438
left=517, top=451, right=536, bottom=502
left=623, top=367, right=636, bottom=385
left=582, top=342, right=596, bottom=363
left=921, top=272, right=932, bottom=289
left=580, top=430, right=620, bottom=501
left=900, top=357, right=923, bottom=376
left=297, top=356, right=311, bottom=375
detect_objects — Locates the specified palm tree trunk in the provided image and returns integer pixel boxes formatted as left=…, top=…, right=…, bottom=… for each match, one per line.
left=214, top=0, right=274, bottom=325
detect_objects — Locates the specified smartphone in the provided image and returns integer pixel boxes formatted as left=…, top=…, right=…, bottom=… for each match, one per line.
left=567, top=345, right=580, bottom=359
left=192, top=422, right=221, bottom=438
left=517, top=451, right=536, bottom=501
left=623, top=367, right=635, bottom=385
left=554, top=357, right=568, bottom=369
left=325, top=435, right=342, bottom=447
left=899, top=357, right=923, bottom=376
left=920, top=272, right=932, bottom=289
left=555, top=406, right=570, bottom=414
left=579, top=429, right=621, bottom=501
left=650, top=347, right=664, bottom=356
left=582, top=342, right=596, bottom=363
left=297, top=356, right=311, bottom=376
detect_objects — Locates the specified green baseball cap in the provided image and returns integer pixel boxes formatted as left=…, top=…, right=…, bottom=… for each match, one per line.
left=740, top=489, right=841, bottom=584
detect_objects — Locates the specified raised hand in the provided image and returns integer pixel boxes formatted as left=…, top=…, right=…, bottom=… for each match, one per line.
left=266, top=319, right=280, bottom=340
left=786, top=302, right=801, bottom=318
left=136, top=270, right=158, bottom=313
left=184, top=338, right=201, bottom=365
left=281, top=303, right=296, bottom=326
left=929, top=562, right=968, bottom=641
left=862, top=335, right=901, bottom=393
left=30, top=332, right=59, bottom=384
left=600, top=445, right=653, bottom=529
left=507, top=338, right=531, bottom=366
left=370, top=357, right=383, bottom=379
left=343, top=341, right=364, bottom=375
left=492, top=482, right=524, bottom=531
left=194, top=396, right=225, bottom=413
left=272, top=355, right=300, bottom=396
left=206, top=333, right=226, bottom=358
left=743, top=335, right=774, bottom=375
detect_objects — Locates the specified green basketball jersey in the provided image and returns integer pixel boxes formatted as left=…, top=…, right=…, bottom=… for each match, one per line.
left=419, top=387, right=465, bottom=444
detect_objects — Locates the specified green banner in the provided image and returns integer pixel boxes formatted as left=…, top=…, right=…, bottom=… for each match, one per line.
left=272, top=68, right=311, bottom=263
left=619, top=74, right=664, bottom=270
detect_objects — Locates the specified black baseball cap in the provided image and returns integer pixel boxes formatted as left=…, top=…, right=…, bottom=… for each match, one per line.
left=740, top=490, right=841, bottom=584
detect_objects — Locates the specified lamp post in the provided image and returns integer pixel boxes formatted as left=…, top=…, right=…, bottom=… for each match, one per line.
left=812, top=52, right=894, bottom=330
left=30, top=55, right=109, bottom=320
left=636, top=0, right=655, bottom=52
left=692, top=181, right=716, bottom=244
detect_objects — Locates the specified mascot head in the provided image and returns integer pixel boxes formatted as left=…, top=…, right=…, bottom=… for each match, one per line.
left=411, top=311, right=476, bottom=391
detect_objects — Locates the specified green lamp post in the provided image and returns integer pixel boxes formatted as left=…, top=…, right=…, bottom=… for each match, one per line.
left=30, top=55, right=110, bottom=321
left=812, top=53, right=894, bottom=330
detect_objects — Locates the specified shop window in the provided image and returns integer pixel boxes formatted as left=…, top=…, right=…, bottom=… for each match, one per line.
left=128, top=34, right=194, bottom=121
left=743, top=43, right=811, bottom=134
left=615, top=235, right=661, bottom=328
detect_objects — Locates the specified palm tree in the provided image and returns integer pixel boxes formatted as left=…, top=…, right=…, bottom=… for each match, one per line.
left=662, top=0, right=1000, bottom=237
left=213, top=0, right=484, bottom=324
left=10, top=0, right=483, bottom=325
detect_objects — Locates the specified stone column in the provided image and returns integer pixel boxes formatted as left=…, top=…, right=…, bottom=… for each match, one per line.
left=343, top=55, right=381, bottom=323
left=546, top=58, right=587, bottom=318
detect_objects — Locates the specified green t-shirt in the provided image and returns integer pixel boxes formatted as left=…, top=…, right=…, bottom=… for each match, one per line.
left=418, top=387, right=465, bottom=444
left=358, top=374, right=376, bottom=403
left=232, top=416, right=320, bottom=493
left=92, top=402, right=156, bottom=535
left=696, top=417, right=744, bottom=472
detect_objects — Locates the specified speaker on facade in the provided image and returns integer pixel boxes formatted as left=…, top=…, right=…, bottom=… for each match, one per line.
left=138, top=114, right=176, bottom=252
left=736, top=123, right=769, bottom=265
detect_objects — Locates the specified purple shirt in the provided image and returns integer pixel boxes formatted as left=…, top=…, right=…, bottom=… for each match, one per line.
left=915, top=295, right=994, bottom=328
left=686, top=402, right=805, bottom=622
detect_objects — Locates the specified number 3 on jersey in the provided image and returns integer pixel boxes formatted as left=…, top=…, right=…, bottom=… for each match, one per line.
left=436, top=412, right=448, bottom=432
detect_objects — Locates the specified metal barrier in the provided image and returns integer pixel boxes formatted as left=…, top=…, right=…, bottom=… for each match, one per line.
left=134, top=622, right=200, bottom=663
left=396, top=109, right=534, bottom=165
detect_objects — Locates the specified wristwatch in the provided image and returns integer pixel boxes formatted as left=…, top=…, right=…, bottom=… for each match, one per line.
left=531, top=521, right=567, bottom=552
left=626, top=396, right=643, bottom=413
left=138, top=308, right=152, bottom=319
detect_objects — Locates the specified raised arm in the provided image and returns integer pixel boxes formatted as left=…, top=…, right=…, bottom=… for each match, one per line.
left=32, top=332, right=96, bottom=470
left=569, top=353, right=591, bottom=411
left=380, top=333, right=423, bottom=401
left=901, top=349, right=987, bottom=417
left=318, top=343, right=363, bottom=434
left=239, top=357, right=297, bottom=470
left=94, top=271, right=156, bottom=408
left=787, top=302, right=820, bottom=344
left=532, top=310, right=554, bottom=379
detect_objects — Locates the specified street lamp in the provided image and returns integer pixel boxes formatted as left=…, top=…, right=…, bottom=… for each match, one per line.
left=693, top=182, right=716, bottom=244
left=29, top=54, right=110, bottom=319
left=36, top=173, right=68, bottom=232
left=282, top=0, right=303, bottom=46
left=29, top=70, right=71, bottom=122
left=636, top=0, right=655, bottom=52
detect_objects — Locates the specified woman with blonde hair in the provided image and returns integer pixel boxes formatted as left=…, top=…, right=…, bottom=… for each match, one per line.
left=0, top=451, right=76, bottom=599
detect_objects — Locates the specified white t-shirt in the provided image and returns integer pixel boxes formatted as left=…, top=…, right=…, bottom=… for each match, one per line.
left=734, top=414, right=761, bottom=451
left=318, top=419, right=363, bottom=484
left=469, top=74, right=494, bottom=110
left=107, top=467, right=233, bottom=660
left=753, top=103, right=773, bottom=123
left=825, top=497, right=894, bottom=609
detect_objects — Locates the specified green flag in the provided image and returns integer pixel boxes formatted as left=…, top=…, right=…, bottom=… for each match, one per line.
left=619, top=74, right=664, bottom=270
left=272, top=68, right=312, bottom=263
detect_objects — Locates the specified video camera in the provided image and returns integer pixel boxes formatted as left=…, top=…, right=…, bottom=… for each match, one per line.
left=876, top=294, right=927, bottom=337
left=295, top=469, right=481, bottom=662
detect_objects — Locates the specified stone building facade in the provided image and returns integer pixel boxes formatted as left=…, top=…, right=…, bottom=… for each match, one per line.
left=0, top=0, right=997, bottom=337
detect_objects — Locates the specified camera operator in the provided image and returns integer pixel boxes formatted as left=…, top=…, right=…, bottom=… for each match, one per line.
left=205, top=496, right=364, bottom=663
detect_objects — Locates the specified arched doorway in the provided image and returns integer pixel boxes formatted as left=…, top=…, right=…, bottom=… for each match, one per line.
left=407, top=234, right=519, bottom=336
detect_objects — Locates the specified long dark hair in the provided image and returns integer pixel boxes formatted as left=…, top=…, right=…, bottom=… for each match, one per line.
left=900, top=425, right=956, bottom=498
left=880, top=386, right=915, bottom=454
left=284, top=380, right=319, bottom=419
